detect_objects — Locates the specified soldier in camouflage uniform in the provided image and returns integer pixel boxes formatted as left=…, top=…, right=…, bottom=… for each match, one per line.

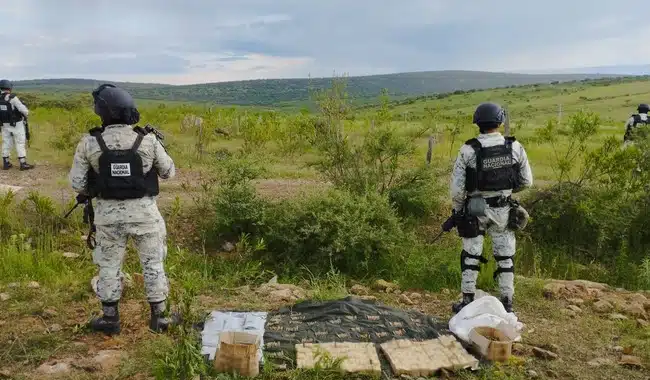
left=68, top=84, right=178, bottom=335
left=449, top=102, right=533, bottom=314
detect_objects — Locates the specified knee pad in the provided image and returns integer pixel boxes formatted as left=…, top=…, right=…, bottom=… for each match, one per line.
left=493, top=255, right=514, bottom=280
left=460, top=249, right=488, bottom=273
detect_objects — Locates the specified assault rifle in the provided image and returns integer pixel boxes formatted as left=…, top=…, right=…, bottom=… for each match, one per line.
left=64, top=193, right=96, bottom=249
left=428, top=210, right=459, bottom=243
left=24, top=117, right=30, bottom=147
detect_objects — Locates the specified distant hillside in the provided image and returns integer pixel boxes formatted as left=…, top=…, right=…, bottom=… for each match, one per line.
left=14, top=71, right=626, bottom=106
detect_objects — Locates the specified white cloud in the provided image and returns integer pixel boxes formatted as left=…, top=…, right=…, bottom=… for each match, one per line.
left=1, top=0, right=648, bottom=83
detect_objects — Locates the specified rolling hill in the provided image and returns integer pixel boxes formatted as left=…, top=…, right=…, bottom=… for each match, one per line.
left=14, top=70, right=629, bottom=107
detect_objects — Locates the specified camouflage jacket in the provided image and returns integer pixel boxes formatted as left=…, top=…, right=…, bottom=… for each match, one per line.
left=68, top=124, right=175, bottom=226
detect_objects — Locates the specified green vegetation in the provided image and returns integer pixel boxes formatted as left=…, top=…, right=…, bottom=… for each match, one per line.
left=14, top=70, right=631, bottom=107
left=1, top=75, right=649, bottom=379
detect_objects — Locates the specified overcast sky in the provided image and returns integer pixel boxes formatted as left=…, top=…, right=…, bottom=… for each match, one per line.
left=3, top=0, right=649, bottom=85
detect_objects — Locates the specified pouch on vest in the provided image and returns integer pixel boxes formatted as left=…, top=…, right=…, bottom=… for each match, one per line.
left=507, top=200, right=530, bottom=231
left=466, top=194, right=487, bottom=217
left=0, top=94, right=22, bottom=126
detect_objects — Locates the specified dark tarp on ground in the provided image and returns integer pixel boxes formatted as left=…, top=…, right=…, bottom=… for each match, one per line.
left=263, top=296, right=450, bottom=369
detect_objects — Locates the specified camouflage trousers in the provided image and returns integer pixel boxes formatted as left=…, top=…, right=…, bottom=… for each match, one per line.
left=93, top=220, right=169, bottom=303
left=460, top=206, right=515, bottom=299
left=1, top=123, right=27, bottom=158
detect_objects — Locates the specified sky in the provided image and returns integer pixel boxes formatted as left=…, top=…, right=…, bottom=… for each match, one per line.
left=3, top=0, right=650, bottom=85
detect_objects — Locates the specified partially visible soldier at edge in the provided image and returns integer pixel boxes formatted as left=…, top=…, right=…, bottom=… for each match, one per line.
left=448, top=102, right=533, bottom=314
left=68, top=83, right=178, bottom=335
left=0, top=79, right=34, bottom=170
left=623, top=103, right=650, bottom=146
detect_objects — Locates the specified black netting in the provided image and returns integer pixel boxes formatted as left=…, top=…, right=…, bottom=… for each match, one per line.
left=262, top=296, right=450, bottom=368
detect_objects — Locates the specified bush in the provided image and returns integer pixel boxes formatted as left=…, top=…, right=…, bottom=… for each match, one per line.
left=260, top=189, right=407, bottom=278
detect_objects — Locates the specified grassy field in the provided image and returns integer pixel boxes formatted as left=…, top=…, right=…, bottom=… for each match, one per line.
left=0, top=76, right=649, bottom=379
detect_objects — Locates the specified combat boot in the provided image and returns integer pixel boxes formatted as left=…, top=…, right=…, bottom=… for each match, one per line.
left=2, top=157, right=11, bottom=170
left=149, top=300, right=181, bottom=333
left=452, top=293, right=475, bottom=314
left=18, top=158, right=34, bottom=171
left=90, top=302, right=121, bottom=335
left=501, top=296, right=514, bottom=313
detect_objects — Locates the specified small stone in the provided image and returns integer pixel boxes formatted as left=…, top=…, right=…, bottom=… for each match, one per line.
left=588, top=357, right=614, bottom=367
left=50, top=324, right=63, bottom=333
left=567, top=305, right=582, bottom=313
left=532, top=347, right=558, bottom=360
left=0, top=293, right=9, bottom=302
left=93, top=350, right=126, bottom=371
left=399, top=294, right=414, bottom=305
left=619, top=355, right=643, bottom=368
left=637, top=319, right=649, bottom=328
left=27, top=281, right=40, bottom=289
left=623, top=303, right=647, bottom=320
left=561, top=308, right=577, bottom=317
left=593, top=300, right=614, bottom=313
left=409, top=292, right=422, bottom=301
left=62, top=252, right=79, bottom=259
left=526, top=370, right=539, bottom=378
left=0, top=369, right=11, bottom=378
left=37, top=361, right=71, bottom=375
left=373, top=279, right=398, bottom=292
left=350, top=284, right=370, bottom=296
left=543, top=282, right=566, bottom=299
left=359, top=295, right=377, bottom=302
left=568, top=298, right=585, bottom=306
left=441, top=288, right=451, bottom=296
left=609, top=313, right=628, bottom=321
left=222, top=242, right=235, bottom=252
left=7, top=283, right=19, bottom=288
left=612, top=346, right=624, bottom=352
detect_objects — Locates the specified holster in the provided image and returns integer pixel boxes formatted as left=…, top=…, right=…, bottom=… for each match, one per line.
left=455, top=208, right=482, bottom=238
left=507, top=199, right=530, bottom=231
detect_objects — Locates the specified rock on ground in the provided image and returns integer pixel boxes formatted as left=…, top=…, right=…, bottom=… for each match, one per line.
left=27, top=281, right=40, bottom=289
left=0, top=293, right=10, bottom=302
left=256, top=283, right=309, bottom=303
left=543, top=279, right=608, bottom=300
left=619, top=355, right=643, bottom=368
left=399, top=294, right=414, bottom=305
left=622, top=303, right=647, bottom=320
left=532, top=347, right=559, bottom=360
left=373, top=279, right=399, bottom=293
left=62, top=252, right=79, bottom=259
left=593, top=300, right=614, bottom=313
left=567, top=305, right=582, bottom=313
left=609, top=313, right=628, bottom=321
left=37, top=361, right=71, bottom=376
left=350, top=284, right=370, bottom=296
left=93, top=350, right=127, bottom=371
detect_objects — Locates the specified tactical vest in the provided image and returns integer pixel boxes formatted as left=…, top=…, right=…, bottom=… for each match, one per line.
left=624, top=114, right=649, bottom=141
left=88, top=127, right=159, bottom=200
left=465, top=137, right=518, bottom=192
left=0, top=94, right=24, bottom=126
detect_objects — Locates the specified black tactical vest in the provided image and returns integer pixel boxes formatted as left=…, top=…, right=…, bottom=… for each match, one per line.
left=0, top=94, right=24, bottom=126
left=625, top=114, right=649, bottom=141
left=89, top=128, right=159, bottom=200
left=465, top=137, right=518, bottom=192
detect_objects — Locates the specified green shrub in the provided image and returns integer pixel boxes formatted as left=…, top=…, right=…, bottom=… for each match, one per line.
left=260, top=189, right=407, bottom=278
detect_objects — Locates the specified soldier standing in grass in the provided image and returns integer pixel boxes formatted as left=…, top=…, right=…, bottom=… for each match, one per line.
left=0, top=79, right=34, bottom=171
left=448, top=102, right=533, bottom=314
left=623, top=103, right=650, bottom=145
left=68, top=83, right=178, bottom=335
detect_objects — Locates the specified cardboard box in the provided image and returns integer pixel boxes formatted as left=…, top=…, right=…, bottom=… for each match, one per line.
left=468, top=326, right=514, bottom=362
left=214, top=331, right=261, bottom=377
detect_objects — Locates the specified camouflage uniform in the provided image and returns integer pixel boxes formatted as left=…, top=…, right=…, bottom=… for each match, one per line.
left=1, top=92, right=29, bottom=159
left=69, top=124, right=175, bottom=303
left=450, top=132, right=533, bottom=300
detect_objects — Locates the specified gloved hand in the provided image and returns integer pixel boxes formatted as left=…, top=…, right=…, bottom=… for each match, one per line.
left=442, top=210, right=457, bottom=232
left=76, top=193, right=90, bottom=204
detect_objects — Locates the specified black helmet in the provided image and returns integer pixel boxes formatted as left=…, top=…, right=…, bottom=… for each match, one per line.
left=0, top=79, right=13, bottom=91
left=638, top=103, right=650, bottom=113
left=92, top=83, right=139, bottom=125
left=473, top=102, right=506, bottom=125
